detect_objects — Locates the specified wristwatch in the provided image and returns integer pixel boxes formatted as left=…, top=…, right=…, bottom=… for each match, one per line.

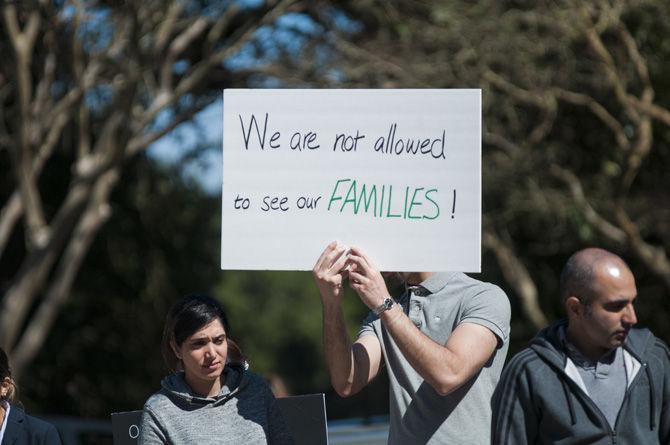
left=373, top=297, right=396, bottom=316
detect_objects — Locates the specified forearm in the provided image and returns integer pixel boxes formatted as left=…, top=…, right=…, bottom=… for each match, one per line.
left=380, top=306, right=463, bottom=395
left=322, top=302, right=357, bottom=396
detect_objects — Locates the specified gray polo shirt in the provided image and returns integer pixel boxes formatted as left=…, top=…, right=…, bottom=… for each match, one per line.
left=358, top=272, right=511, bottom=445
left=560, top=327, right=628, bottom=428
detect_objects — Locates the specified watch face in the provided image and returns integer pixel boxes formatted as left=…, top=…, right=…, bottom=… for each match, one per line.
left=375, top=298, right=395, bottom=315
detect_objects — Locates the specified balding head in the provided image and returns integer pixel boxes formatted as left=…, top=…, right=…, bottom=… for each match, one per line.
left=559, top=248, right=632, bottom=308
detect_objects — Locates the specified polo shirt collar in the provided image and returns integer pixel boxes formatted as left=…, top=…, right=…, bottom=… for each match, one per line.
left=558, top=324, right=618, bottom=368
left=415, top=272, right=458, bottom=295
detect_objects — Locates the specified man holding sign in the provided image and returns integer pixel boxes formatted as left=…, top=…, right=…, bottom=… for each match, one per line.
left=313, top=242, right=511, bottom=444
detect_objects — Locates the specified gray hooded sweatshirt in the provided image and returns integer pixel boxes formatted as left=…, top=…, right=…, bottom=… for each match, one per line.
left=492, top=320, right=670, bottom=444
left=139, top=365, right=293, bottom=444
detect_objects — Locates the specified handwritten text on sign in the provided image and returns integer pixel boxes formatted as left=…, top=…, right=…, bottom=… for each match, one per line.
left=221, top=89, right=481, bottom=271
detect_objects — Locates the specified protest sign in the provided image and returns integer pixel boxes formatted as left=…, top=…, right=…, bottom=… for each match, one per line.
left=111, top=411, right=141, bottom=445
left=221, top=89, right=481, bottom=271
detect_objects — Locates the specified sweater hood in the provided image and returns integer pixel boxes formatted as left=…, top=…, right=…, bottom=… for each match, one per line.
left=160, top=364, right=249, bottom=407
left=529, top=320, right=657, bottom=431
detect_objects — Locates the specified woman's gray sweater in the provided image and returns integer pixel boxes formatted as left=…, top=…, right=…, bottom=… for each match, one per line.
left=139, top=366, right=293, bottom=444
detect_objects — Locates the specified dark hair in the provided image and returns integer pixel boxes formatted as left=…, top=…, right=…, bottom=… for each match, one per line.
left=559, top=254, right=596, bottom=307
left=161, top=294, right=245, bottom=372
left=0, top=347, right=18, bottom=403
left=559, top=248, right=629, bottom=308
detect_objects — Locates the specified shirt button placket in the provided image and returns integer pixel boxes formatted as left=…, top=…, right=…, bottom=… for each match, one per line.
left=410, top=296, right=422, bottom=327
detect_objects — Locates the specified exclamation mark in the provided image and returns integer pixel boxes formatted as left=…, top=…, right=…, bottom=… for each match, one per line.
left=451, top=189, right=456, bottom=219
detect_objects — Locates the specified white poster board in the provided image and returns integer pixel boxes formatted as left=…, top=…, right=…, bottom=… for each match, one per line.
left=221, top=89, right=481, bottom=272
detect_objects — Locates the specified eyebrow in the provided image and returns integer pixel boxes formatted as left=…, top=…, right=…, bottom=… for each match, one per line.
left=605, top=297, right=636, bottom=306
left=190, top=333, right=226, bottom=341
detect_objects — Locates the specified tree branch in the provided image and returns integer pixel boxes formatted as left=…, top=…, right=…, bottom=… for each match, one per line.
left=11, top=169, right=119, bottom=377
left=3, top=4, right=48, bottom=248
left=0, top=193, right=22, bottom=259
left=615, top=207, right=670, bottom=290
left=482, top=228, right=548, bottom=329
left=126, top=105, right=203, bottom=158
left=550, top=165, right=627, bottom=244
left=0, top=105, right=126, bottom=350
left=140, top=0, right=298, bottom=131
left=552, top=88, right=629, bottom=150
left=154, top=1, right=183, bottom=55
left=630, top=98, right=670, bottom=126
left=161, top=17, right=208, bottom=92
left=0, top=179, right=92, bottom=350
left=579, top=4, right=640, bottom=123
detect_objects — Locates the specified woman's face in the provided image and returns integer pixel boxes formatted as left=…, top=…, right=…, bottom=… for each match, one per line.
left=174, top=318, right=228, bottom=389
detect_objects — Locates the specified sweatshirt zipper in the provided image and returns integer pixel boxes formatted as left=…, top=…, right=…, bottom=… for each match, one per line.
left=611, top=362, right=646, bottom=443
left=562, top=378, right=615, bottom=437
left=562, top=360, right=646, bottom=444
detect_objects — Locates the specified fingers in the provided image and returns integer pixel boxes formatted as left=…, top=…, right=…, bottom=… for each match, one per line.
left=313, top=241, right=338, bottom=272
left=346, top=253, right=372, bottom=277
left=348, top=254, right=383, bottom=289
left=348, top=246, right=367, bottom=263
left=314, top=241, right=347, bottom=275
left=348, top=268, right=367, bottom=289
left=349, top=246, right=380, bottom=271
left=331, top=246, right=350, bottom=274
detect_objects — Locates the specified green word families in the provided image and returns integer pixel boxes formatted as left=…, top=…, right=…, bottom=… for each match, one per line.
left=327, top=178, right=439, bottom=220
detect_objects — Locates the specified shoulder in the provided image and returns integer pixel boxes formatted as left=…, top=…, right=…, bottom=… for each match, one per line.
left=466, top=275, right=508, bottom=299
left=235, top=370, right=280, bottom=411
left=650, top=334, right=670, bottom=358
left=143, top=389, right=175, bottom=414
left=455, top=275, right=511, bottom=333
left=495, top=347, right=551, bottom=398
left=241, top=370, right=273, bottom=394
left=644, top=331, right=670, bottom=366
left=8, top=408, right=61, bottom=444
left=627, top=328, right=670, bottom=362
left=503, top=347, right=544, bottom=377
left=27, top=415, right=61, bottom=442
left=447, top=273, right=509, bottom=305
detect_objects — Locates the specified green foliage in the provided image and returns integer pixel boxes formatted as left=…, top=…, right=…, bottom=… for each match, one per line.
left=213, top=270, right=372, bottom=395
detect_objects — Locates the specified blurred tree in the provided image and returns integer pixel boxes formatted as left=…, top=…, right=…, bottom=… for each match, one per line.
left=0, top=0, right=322, bottom=377
left=303, top=0, right=670, bottom=339
left=4, top=0, right=670, bottom=420
left=21, top=154, right=222, bottom=416
left=19, top=157, right=387, bottom=416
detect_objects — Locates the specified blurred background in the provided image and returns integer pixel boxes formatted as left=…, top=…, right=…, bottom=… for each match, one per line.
left=0, top=0, right=669, bottom=438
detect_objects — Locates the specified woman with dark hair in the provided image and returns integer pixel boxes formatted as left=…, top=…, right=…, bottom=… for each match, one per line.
left=0, top=348, right=62, bottom=445
left=139, top=294, right=293, bottom=444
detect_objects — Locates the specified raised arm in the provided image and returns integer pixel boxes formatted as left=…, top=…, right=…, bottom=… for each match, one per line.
left=347, top=247, right=499, bottom=396
left=313, top=242, right=382, bottom=397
